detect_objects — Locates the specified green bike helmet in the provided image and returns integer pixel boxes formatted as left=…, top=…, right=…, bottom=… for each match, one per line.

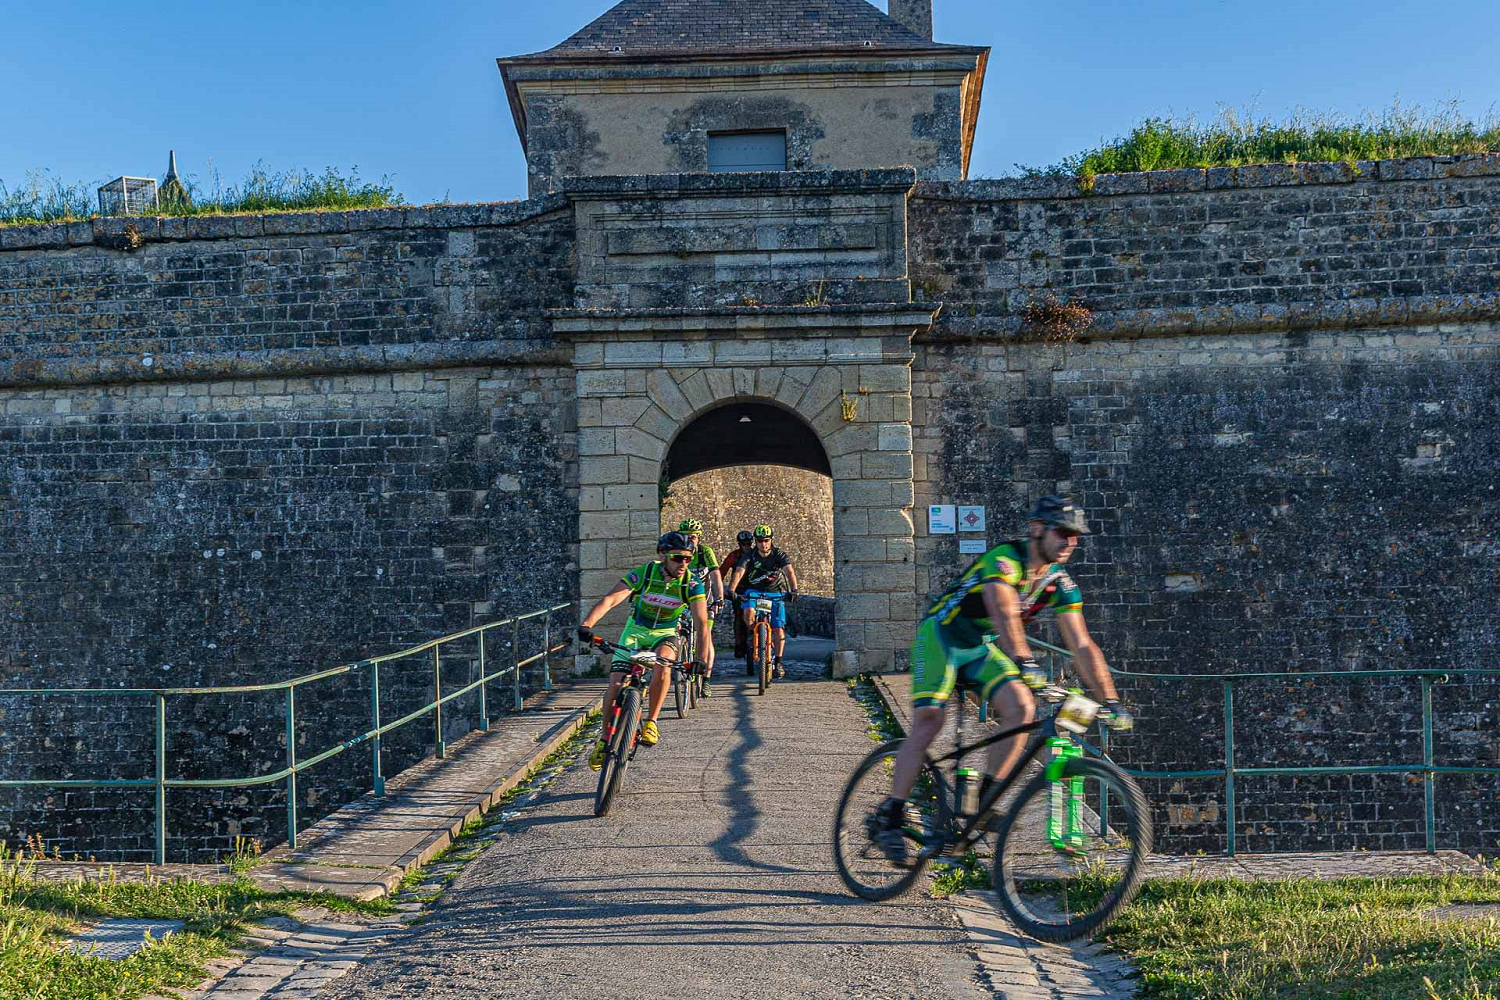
left=678, top=518, right=704, bottom=533
left=1028, top=495, right=1091, bottom=535
left=752, top=524, right=774, bottom=539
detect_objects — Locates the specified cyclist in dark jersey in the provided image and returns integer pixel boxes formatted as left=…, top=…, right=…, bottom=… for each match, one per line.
left=719, top=531, right=755, bottom=661
left=726, top=524, right=799, bottom=678
left=677, top=519, right=722, bottom=695
left=873, top=496, right=1133, bottom=862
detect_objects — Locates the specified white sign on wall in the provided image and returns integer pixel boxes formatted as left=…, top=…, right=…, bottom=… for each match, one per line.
left=928, top=505, right=957, bottom=534
left=958, top=539, right=987, bottom=555
left=957, top=505, right=987, bottom=532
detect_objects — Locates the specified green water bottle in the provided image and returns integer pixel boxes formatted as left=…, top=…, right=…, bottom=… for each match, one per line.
left=955, top=766, right=980, bottom=816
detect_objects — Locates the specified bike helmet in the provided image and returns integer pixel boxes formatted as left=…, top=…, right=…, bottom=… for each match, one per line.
left=736, top=530, right=754, bottom=544
left=752, top=524, right=774, bottom=539
left=657, top=530, right=694, bottom=554
left=678, top=518, right=704, bottom=533
left=1028, top=495, right=1091, bottom=535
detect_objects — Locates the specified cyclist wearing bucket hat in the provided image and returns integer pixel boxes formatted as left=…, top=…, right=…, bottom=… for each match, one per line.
left=726, top=524, right=799, bottom=678
left=577, top=530, right=709, bottom=770
left=871, top=496, right=1133, bottom=862
left=676, top=518, right=722, bottom=694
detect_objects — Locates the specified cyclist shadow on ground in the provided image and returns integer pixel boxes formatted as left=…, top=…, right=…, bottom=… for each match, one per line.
left=706, top=682, right=804, bottom=875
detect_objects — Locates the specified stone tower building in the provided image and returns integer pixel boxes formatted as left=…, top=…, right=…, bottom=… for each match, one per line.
left=2, top=0, right=1497, bottom=861
left=496, top=0, right=988, bottom=195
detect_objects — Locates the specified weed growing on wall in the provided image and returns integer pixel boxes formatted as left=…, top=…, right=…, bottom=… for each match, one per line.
left=1021, top=100, right=1500, bottom=178
left=0, top=162, right=403, bottom=226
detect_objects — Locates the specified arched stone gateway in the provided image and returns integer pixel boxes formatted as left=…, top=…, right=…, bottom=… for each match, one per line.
left=559, top=306, right=933, bottom=676
left=665, top=400, right=831, bottom=480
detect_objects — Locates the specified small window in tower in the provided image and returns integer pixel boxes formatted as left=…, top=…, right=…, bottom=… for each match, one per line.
left=708, top=131, right=788, bottom=172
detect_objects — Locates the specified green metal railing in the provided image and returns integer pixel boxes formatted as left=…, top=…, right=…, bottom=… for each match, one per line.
left=1023, top=638, right=1500, bottom=855
left=0, top=603, right=571, bottom=864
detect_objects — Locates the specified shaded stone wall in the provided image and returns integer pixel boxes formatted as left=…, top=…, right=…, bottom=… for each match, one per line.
left=908, top=158, right=1500, bottom=852
left=661, top=464, right=835, bottom=596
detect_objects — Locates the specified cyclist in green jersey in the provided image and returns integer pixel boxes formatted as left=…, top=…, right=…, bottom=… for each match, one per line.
left=577, top=531, right=709, bottom=769
left=677, top=519, right=723, bottom=695
left=873, top=496, right=1134, bottom=862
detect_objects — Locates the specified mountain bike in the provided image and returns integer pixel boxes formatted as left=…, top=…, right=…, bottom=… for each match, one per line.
left=585, top=636, right=666, bottom=817
left=832, top=682, right=1151, bottom=942
left=744, top=591, right=778, bottom=695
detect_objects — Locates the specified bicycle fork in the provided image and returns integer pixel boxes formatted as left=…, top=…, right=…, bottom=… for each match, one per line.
left=1046, top=737, right=1086, bottom=853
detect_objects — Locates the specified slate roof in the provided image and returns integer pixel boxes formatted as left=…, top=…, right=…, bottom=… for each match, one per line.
left=507, top=0, right=979, bottom=61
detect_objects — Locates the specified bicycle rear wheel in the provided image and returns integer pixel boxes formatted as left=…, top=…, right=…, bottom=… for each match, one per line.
left=756, top=620, right=770, bottom=695
left=832, top=739, right=949, bottom=901
left=991, top=753, right=1152, bottom=942
left=594, top=688, right=641, bottom=817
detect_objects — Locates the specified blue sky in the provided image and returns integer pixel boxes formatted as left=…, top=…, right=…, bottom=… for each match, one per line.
left=2, top=0, right=1496, bottom=205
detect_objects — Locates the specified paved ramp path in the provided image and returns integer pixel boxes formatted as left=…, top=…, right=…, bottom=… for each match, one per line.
left=323, top=666, right=990, bottom=1000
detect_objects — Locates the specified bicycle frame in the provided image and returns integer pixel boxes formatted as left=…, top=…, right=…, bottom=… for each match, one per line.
left=916, top=698, right=1093, bottom=860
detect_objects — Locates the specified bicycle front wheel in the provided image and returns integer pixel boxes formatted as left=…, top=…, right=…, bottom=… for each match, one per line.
left=756, top=621, right=770, bottom=695
left=594, top=688, right=641, bottom=817
left=991, top=753, right=1152, bottom=942
left=672, top=663, right=688, bottom=719
left=832, top=739, right=949, bottom=901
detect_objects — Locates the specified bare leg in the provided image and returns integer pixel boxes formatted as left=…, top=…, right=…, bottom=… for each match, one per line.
left=985, top=680, right=1037, bottom=783
left=772, top=626, right=786, bottom=661
left=645, top=652, right=675, bottom=721
left=743, top=607, right=758, bottom=663
left=889, top=705, right=946, bottom=801
left=702, top=633, right=716, bottom=678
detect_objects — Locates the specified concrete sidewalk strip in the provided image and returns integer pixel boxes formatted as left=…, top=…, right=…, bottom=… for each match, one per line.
left=67, top=919, right=185, bottom=960
left=952, top=892, right=1139, bottom=1000
left=257, top=678, right=607, bottom=898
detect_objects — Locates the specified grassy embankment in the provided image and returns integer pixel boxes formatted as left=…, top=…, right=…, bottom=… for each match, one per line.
left=0, top=163, right=401, bottom=227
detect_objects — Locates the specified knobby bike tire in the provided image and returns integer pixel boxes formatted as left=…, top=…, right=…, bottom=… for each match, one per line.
left=832, top=739, right=947, bottom=901
left=682, top=628, right=696, bottom=710
left=991, top=754, right=1153, bottom=942
left=672, top=659, right=688, bottom=719
left=594, top=687, right=641, bottom=817
left=756, top=620, right=770, bottom=695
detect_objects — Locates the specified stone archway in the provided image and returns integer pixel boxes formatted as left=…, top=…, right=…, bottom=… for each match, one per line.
left=558, top=306, right=931, bottom=675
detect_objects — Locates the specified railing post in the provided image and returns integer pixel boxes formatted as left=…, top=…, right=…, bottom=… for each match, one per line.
left=370, top=662, right=385, bottom=796
left=1224, top=679, right=1236, bottom=857
left=513, top=618, right=523, bottom=713
left=154, top=693, right=167, bottom=865
left=285, top=686, right=297, bottom=850
left=434, top=646, right=446, bottom=759
left=542, top=610, right=553, bottom=692
left=478, top=629, right=490, bottom=731
left=1422, top=675, right=1435, bottom=854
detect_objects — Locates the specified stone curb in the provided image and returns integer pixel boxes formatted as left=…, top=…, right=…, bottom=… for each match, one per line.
left=254, top=684, right=604, bottom=899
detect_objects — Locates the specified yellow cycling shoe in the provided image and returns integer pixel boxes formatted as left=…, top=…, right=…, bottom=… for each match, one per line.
left=588, top=739, right=607, bottom=771
left=639, top=719, right=660, bottom=747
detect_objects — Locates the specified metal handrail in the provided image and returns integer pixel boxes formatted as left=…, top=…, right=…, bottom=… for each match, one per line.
left=1023, top=637, right=1500, bottom=856
left=0, top=602, right=572, bottom=863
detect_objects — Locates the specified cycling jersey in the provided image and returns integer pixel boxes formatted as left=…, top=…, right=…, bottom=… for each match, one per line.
left=720, top=548, right=751, bottom=594
left=688, top=543, right=719, bottom=576
left=738, top=546, right=791, bottom=593
left=621, top=560, right=706, bottom=629
left=925, top=539, right=1082, bottom=645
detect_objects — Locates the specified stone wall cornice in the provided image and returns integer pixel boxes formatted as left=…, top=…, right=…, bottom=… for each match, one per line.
left=913, top=153, right=1500, bottom=203
left=0, top=195, right=570, bottom=252
left=0, top=341, right=569, bottom=390
left=917, top=292, right=1500, bottom=343
left=502, top=52, right=984, bottom=83
left=552, top=302, right=935, bottom=339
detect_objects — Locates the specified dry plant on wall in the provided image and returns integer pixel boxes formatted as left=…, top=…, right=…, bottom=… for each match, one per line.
left=840, top=391, right=858, bottom=422
left=1021, top=292, right=1094, bottom=344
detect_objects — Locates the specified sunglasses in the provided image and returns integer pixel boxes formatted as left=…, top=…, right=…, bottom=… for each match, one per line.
left=665, top=553, right=693, bottom=563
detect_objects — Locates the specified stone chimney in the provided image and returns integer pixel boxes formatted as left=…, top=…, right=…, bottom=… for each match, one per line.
left=887, top=0, right=933, bottom=41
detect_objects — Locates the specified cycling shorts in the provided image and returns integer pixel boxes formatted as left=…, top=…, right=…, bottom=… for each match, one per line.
left=743, top=589, right=787, bottom=630
left=909, top=616, right=1020, bottom=708
left=610, top=618, right=679, bottom=668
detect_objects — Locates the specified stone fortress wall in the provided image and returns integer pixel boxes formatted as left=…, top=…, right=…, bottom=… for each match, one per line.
left=1, top=155, right=1497, bottom=858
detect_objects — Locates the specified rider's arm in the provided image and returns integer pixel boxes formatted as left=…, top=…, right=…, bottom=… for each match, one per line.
left=1054, top=613, right=1120, bottom=702
left=691, top=598, right=711, bottom=652
left=708, top=567, right=724, bottom=604
left=783, top=563, right=799, bottom=593
left=726, top=564, right=746, bottom=592
left=580, top=581, right=633, bottom=630
left=982, top=581, right=1034, bottom=665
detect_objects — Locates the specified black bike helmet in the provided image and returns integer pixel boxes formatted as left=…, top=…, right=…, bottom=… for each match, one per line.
left=657, top=530, right=694, bottom=554
left=736, top=530, right=754, bottom=544
left=1028, top=495, right=1091, bottom=535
